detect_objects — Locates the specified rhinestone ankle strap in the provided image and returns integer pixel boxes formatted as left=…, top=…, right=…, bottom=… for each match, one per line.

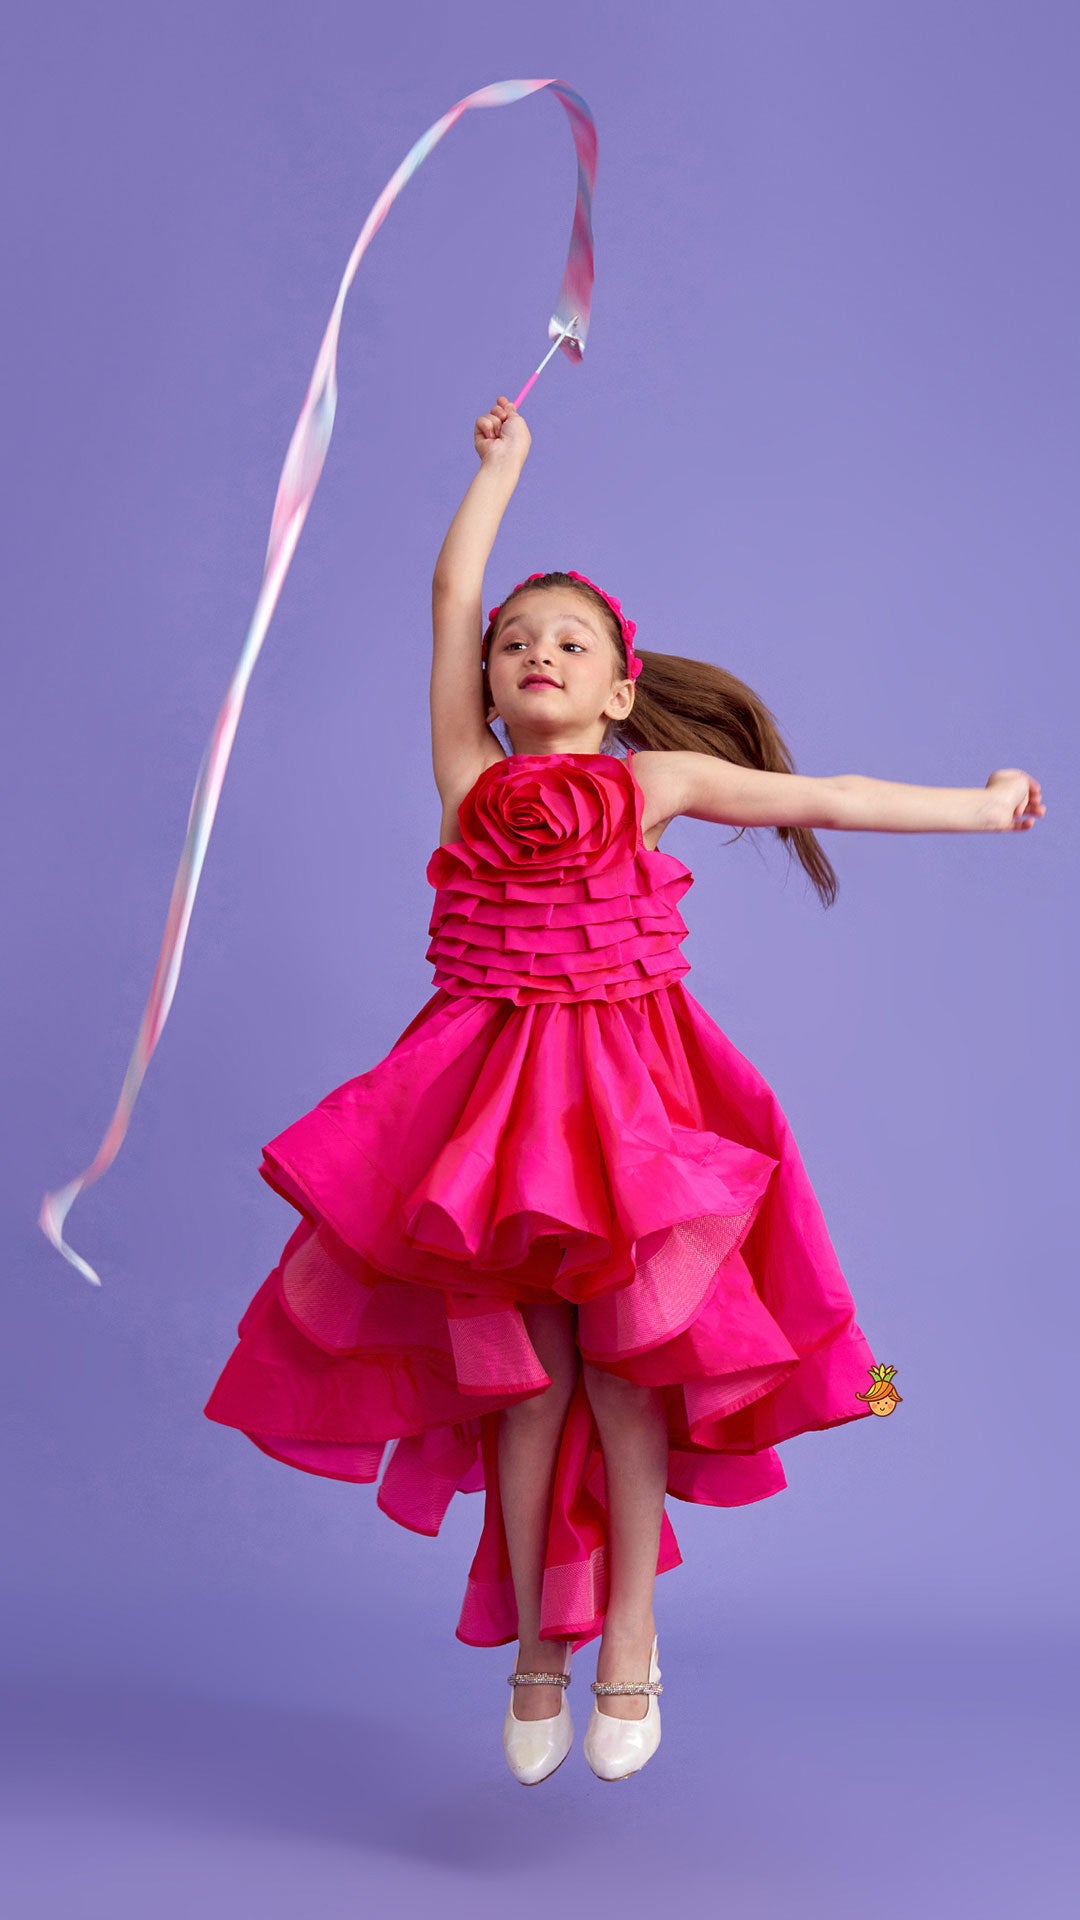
left=590, top=1678, right=663, bottom=1695
left=507, top=1670, right=571, bottom=1688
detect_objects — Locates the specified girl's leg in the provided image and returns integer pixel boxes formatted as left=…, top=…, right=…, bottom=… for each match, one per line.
left=498, top=1298, right=579, bottom=1722
left=580, top=1361, right=670, bottom=1721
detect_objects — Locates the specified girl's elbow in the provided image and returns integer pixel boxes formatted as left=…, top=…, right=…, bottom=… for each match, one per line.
left=803, top=775, right=850, bottom=831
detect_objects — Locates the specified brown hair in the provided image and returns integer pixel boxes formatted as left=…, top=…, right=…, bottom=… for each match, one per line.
left=484, top=571, right=839, bottom=908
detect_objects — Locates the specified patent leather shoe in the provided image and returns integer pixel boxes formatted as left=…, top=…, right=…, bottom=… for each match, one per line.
left=583, top=1634, right=662, bottom=1781
left=502, top=1654, right=574, bottom=1785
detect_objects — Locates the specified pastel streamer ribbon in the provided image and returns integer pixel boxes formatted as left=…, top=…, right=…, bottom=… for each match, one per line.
left=40, top=78, right=598, bottom=1286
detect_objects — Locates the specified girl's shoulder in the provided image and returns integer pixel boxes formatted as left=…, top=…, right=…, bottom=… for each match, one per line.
left=437, top=748, right=508, bottom=848
left=629, top=749, right=687, bottom=850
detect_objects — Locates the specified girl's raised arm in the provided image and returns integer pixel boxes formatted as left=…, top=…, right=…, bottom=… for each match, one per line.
left=430, top=398, right=532, bottom=799
left=663, top=753, right=1046, bottom=834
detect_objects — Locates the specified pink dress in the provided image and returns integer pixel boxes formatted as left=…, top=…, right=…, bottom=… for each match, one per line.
left=203, top=750, right=879, bottom=1650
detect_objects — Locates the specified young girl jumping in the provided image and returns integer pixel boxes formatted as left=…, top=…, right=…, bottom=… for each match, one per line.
left=204, top=393, right=1045, bottom=1788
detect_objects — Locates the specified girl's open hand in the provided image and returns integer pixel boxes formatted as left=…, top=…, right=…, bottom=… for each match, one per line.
left=984, top=768, right=1047, bottom=831
left=474, top=395, right=531, bottom=467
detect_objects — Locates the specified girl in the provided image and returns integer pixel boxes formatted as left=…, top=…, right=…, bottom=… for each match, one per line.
left=204, top=395, right=1045, bottom=1788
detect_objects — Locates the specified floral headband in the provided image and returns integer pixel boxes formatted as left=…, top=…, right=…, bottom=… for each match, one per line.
left=481, top=569, right=642, bottom=679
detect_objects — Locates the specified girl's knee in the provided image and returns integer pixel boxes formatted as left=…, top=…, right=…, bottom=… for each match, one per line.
left=502, top=1368, right=577, bottom=1426
left=581, top=1358, right=656, bottom=1415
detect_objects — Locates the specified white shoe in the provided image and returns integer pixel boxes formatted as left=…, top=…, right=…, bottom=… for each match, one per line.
left=502, top=1654, right=574, bottom=1786
left=583, top=1634, right=662, bottom=1782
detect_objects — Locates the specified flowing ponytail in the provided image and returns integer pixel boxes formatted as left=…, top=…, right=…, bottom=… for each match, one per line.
left=483, top=571, right=839, bottom=908
left=614, top=645, right=839, bottom=909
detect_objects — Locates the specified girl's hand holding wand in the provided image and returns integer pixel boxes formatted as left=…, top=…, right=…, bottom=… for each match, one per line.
left=474, top=395, right=532, bottom=470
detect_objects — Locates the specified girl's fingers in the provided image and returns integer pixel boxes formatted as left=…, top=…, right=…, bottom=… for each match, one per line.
left=476, top=395, right=520, bottom=446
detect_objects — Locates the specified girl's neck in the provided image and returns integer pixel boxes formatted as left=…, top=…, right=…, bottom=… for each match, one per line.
left=507, top=746, right=615, bottom=759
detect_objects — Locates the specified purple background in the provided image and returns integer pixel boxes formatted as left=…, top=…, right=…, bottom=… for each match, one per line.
left=4, top=2, right=1076, bottom=1913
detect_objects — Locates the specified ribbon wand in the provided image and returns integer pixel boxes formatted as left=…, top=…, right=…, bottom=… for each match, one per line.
left=38, top=78, right=598, bottom=1287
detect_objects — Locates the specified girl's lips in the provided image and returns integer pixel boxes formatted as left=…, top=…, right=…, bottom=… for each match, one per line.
left=521, top=677, right=560, bottom=688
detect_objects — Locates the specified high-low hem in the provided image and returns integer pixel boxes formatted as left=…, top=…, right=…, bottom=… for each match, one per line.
left=203, top=978, right=879, bottom=1649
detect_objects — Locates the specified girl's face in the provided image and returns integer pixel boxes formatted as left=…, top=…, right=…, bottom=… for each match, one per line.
left=485, top=588, right=635, bottom=753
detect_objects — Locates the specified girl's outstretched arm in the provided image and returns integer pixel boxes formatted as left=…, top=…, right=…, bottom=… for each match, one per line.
left=659, top=752, right=1046, bottom=834
left=430, top=397, right=531, bottom=798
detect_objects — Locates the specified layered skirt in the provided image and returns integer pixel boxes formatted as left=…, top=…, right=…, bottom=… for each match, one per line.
left=203, top=980, right=878, bottom=1649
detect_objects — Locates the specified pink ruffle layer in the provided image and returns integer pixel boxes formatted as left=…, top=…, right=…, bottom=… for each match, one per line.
left=203, top=979, right=879, bottom=1650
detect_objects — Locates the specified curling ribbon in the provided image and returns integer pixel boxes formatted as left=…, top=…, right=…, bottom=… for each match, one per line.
left=40, top=78, right=598, bottom=1286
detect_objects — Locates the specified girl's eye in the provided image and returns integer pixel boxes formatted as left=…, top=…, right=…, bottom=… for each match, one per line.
left=504, top=639, right=584, bottom=652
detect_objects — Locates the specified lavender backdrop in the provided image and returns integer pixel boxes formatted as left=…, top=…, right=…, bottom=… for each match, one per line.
left=4, top=2, right=1076, bottom=1915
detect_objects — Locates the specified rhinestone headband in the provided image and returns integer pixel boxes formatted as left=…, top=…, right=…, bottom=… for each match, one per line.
left=481, top=569, right=642, bottom=680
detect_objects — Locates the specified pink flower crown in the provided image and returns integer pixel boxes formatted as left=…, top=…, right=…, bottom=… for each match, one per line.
left=481, top=569, right=642, bottom=680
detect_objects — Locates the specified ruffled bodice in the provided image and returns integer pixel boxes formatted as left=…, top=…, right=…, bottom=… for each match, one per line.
left=424, top=750, right=693, bottom=1005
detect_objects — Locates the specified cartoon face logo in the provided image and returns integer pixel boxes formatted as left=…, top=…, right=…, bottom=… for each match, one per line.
left=855, top=1363, right=903, bottom=1417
